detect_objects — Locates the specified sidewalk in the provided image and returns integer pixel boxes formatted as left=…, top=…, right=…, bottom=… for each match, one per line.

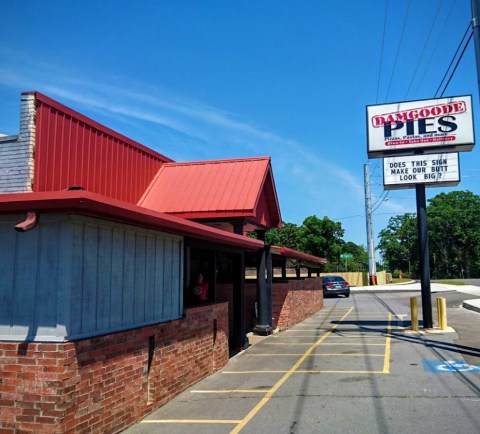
left=351, top=282, right=480, bottom=314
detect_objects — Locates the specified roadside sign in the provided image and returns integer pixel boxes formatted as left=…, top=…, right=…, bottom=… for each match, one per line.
left=340, top=254, right=353, bottom=259
left=383, top=153, right=460, bottom=190
left=367, top=95, right=474, bottom=158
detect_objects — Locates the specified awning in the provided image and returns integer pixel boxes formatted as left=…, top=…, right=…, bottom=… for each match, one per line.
left=270, top=246, right=327, bottom=269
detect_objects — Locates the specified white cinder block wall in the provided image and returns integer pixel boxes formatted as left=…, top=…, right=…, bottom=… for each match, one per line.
left=0, top=93, right=35, bottom=193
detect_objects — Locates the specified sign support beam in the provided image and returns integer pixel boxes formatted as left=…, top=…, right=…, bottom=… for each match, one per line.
left=415, top=184, right=433, bottom=329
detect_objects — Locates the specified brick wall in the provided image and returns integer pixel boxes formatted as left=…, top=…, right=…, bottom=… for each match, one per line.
left=217, top=278, right=323, bottom=333
left=0, top=303, right=228, bottom=433
left=272, top=277, right=323, bottom=330
left=0, top=94, right=35, bottom=193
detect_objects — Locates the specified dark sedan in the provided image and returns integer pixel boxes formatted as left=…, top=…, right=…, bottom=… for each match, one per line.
left=322, top=275, right=350, bottom=298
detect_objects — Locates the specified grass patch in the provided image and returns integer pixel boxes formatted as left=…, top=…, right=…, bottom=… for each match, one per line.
left=390, top=278, right=410, bottom=284
left=434, top=280, right=465, bottom=286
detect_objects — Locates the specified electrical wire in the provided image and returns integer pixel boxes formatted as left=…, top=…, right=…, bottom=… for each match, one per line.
left=414, top=0, right=457, bottom=98
left=439, top=31, right=473, bottom=97
left=371, top=190, right=391, bottom=214
left=404, top=0, right=444, bottom=100
left=434, top=22, right=473, bottom=98
left=376, top=0, right=389, bottom=104
left=385, top=0, right=412, bottom=102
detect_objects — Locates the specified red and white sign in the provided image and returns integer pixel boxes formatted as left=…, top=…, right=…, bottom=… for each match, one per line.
left=367, top=96, right=474, bottom=158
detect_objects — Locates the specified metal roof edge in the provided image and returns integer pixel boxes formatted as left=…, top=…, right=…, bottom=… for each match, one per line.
left=253, top=160, right=282, bottom=228
left=270, top=245, right=327, bottom=265
left=160, top=156, right=271, bottom=167
left=21, top=91, right=174, bottom=163
left=0, top=191, right=264, bottom=250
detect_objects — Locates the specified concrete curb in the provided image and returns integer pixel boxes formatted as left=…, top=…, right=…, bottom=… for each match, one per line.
left=462, top=299, right=480, bottom=314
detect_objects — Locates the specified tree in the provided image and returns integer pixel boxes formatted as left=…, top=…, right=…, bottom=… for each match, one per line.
left=297, top=215, right=345, bottom=267
left=343, top=241, right=369, bottom=272
left=377, top=213, right=418, bottom=277
left=427, top=191, right=480, bottom=278
left=265, top=222, right=300, bottom=249
left=376, top=191, right=480, bottom=279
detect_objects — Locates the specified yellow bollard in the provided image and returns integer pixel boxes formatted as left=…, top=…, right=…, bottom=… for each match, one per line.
left=437, top=297, right=447, bottom=330
left=410, top=297, right=419, bottom=331
left=436, top=297, right=442, bottom=329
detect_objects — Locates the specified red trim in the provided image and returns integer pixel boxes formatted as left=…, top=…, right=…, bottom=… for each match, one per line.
left=0, top=191, right=264, bottom=250
left=271, top=245, right=327, bottom=265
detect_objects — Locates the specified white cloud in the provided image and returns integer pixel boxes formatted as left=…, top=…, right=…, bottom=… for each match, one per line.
left=0, top=52, right=371, bottom=243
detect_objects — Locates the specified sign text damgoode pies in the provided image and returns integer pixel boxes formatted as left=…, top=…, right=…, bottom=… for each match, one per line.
left=367, top=96, right=474, bottom=158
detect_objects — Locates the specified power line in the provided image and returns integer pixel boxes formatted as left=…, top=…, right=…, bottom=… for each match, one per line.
left=371, top=190, right=391, bottom=214
left=376, top=0, right=389, bottom=104
left=404, top=0, right=445, bottom=100
left=434, top=22, right=473, bottom=98
left=414, top=0, right=457, bottom=98
left=439, top=31, right=473, bottom=97
left=385, top=0, right=412, bottom=101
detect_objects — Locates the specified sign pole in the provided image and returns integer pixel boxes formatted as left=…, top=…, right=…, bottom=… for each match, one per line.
left=415, top=184, right=433, bottom=329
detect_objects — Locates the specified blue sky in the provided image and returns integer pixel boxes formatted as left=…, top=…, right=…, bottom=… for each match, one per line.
left=0, top=0, right=478, bottom=247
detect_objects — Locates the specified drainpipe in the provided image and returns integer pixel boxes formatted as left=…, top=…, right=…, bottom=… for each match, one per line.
left=14, top=211, right=38, bottom=232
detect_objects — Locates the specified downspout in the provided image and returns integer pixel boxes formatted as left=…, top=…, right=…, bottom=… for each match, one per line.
left=14, top=211, right=38, bottom=232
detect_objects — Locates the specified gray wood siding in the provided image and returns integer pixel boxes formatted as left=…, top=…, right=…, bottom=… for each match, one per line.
left=0, top=214, right=184, bottom=342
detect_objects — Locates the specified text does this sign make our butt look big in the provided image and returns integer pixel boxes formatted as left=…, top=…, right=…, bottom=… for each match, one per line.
left=367, top=95, right=474, bottom=158
left=383, top=153, right=460, bottom=190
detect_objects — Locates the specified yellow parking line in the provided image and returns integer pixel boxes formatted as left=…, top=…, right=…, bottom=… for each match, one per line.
left=223, top=370, right=289, bottom=374
left=294, top=370, right=388, bottom=374
left=383, top=312, right=392, bottom=373
left=224, top=368, right=388, bottom=375
left=272, top=335, right=329, bottom=338
left=264, top=342, right=317, bottom=345
left=229, top=307, right=354, bottom=434
left=191, top=389, right=269, bottom=394
left=245, top=353, right=385, bottom=357
left=315, top=342, right=386, bottom=346
left=284, top=329, right=336, bottom=332
left=328, top=334, right=387, bottom=338
left=141, top=419, right=241, bottom=424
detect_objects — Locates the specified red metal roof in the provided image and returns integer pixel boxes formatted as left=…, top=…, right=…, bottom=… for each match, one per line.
left=0, top=191, right=264, bottom=250
left=24, top=91, right=172, bottom=204
left=138, top=157, right=282, bottom=229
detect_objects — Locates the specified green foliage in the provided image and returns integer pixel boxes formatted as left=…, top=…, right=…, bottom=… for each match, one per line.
left=297, top=215, right=344, bottom=259
left=377, top=190, right=480, bottom=279
left=427, top=191, right=480, bottom=278
left=294, top=215, right=356, bottom=271
left=265, top=222, right=300, bottom=249
left=377, top=213, right=418, bottom=277
left=343, top=241, right=369, bottom=272
left=256, top=216, right=368, bottom=273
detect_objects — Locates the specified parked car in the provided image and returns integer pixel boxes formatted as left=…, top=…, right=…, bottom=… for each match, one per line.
left=322, top=275, right=350, bottom=298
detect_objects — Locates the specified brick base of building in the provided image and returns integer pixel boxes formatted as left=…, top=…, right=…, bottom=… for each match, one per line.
left=0, top=303, right=228, bottom=433
left=272, top=277, right=324, bottom=329
left=217, top=277, right=324, bottom=333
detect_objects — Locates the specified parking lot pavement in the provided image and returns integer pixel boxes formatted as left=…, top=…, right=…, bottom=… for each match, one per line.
left=123, top=292, right=480, bottom=434
left=352, top=282, right=480, bottom=313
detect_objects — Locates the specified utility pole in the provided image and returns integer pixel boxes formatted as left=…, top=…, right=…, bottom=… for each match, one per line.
left=471, top=0, right=480, bottom=99
left=364, top=164, right=377, bottom=285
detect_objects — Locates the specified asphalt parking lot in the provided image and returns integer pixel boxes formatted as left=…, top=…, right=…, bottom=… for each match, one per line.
left=124, top=288, right=480, bottom=434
